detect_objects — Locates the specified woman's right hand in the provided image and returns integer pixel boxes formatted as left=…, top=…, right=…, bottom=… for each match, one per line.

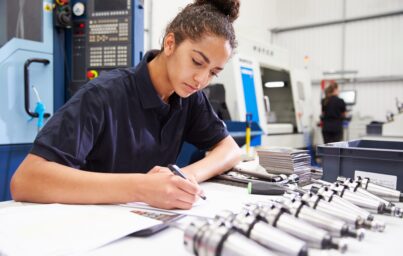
left=139, top=166, right=201, bottom=210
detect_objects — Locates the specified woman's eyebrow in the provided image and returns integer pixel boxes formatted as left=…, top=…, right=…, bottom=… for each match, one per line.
left=192, top=49, right=224, bottom=70
left=192, top=49, right=210, bottom=64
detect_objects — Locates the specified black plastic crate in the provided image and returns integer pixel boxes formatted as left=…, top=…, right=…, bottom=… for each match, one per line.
left=317, top=140, right=403, bottom=191
left=366, top=123, right=383, bottom=135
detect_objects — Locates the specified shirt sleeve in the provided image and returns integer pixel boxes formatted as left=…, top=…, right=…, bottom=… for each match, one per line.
left=30, top=85, right=105, bottom=169
left=340, top=98, right=347, bottom=113
left=183, top=91, right=229, bottom=150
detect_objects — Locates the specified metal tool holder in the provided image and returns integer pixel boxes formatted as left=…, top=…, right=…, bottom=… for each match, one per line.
left=182, top=177, right=401, bottom=255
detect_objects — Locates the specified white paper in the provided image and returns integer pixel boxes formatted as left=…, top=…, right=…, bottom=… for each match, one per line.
left=0, top=204, right=160, bottom=256
left=123, top=183, right=271, bottom=219
left=123, top=198, right=236, bottom=219
left=355, top=170, right=397, bottom=189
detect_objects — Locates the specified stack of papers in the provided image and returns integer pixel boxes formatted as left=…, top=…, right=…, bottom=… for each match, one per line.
left=0, top=204, right=160, bottom=256
left=310, top=166, right=323, bottom=180
left=257, top=147, right=312, bottom=184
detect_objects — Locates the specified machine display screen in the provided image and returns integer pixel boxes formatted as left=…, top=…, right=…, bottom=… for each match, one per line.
left=339, top=90, right=356, bottom=105
left=94, top=0, right=127, bottom=12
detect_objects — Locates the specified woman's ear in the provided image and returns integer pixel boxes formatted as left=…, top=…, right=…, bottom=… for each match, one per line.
left=163, top=33, right=176, bottom=56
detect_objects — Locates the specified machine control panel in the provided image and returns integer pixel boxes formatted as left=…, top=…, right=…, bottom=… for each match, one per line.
left=68, top=0, right=142, bottom=95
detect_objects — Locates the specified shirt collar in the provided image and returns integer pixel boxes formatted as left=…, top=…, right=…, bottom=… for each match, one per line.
left=135, top=50, right=182, bottom=110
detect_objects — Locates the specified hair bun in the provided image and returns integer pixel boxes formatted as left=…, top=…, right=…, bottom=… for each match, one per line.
left=195, top=0, right=240, bottom=22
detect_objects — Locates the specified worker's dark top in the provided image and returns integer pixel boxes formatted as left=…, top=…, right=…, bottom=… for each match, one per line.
left=321, top=95, right=346, bottom=133
left=31, top=51, right=228, bottom=173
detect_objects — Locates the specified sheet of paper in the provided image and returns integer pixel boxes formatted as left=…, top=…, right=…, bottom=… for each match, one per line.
left=123, top=182, right=272, bottom=218
left=0, top=204, right=160, bottom=256
left=123, top=198, right=236, bottom=219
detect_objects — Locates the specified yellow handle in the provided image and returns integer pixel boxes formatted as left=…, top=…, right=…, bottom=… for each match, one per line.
left=246, top=127, right=251, bottom=155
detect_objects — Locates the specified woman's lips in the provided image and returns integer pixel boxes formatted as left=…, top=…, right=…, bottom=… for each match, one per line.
left=184, top=83, right=197, bottom=93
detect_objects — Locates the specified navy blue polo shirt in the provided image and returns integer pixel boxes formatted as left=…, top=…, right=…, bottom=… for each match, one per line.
left=31, top=51, right=229, bottom=173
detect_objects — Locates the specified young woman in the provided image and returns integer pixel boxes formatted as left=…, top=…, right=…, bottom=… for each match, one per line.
left=11, top=0, right=242, bottom=209
left=321, top=82, right=347, bottom=143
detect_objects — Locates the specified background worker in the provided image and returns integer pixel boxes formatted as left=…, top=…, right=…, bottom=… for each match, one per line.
left=321, top=82, right=347, bottom=143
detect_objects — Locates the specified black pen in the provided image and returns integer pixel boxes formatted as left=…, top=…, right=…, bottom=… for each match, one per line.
left=168, top=164, right=206, bottom=200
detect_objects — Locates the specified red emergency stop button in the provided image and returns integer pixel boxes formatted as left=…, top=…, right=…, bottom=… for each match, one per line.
left=56, top=0, right=69, bottom=6
left=86, top=70, right=98, bottom=80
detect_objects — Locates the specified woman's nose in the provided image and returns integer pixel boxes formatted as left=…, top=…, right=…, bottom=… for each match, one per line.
left=193, top=71, right=209, bottom=88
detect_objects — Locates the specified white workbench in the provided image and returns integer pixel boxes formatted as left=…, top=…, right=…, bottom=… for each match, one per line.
left=1, top=182, right=403, bottom=256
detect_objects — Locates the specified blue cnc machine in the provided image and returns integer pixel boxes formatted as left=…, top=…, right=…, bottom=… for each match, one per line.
left=0, top=0, right=144, bottom=201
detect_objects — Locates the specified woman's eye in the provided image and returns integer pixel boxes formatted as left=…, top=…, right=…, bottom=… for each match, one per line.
left=192, top=58, right=202, bottom=66
left=210, top=71, right=218, bottom=77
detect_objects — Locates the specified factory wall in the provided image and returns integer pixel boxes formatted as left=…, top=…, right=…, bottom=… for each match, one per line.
left=272, top=0, right=403, bottom=142
left=144, top=0, right=276, bottom=51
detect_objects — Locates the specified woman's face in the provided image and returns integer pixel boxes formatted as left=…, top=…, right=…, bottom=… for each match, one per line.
left=334, top=87, right=340, bottom=96
left=164, top=33, right=232, bottom=98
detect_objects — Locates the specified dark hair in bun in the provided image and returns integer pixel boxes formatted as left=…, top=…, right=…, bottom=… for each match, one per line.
left=162, top=0, right=240, bottom=50
left=195, top=0, right=240, bottom=22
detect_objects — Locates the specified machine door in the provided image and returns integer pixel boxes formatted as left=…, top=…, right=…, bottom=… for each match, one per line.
left=240, top=66, right=262, bottom=145
left=290, top=69, right=313, bottom=133
left=0, top=0, right=54, bottom=145
left=0, top=0, right=54, bottom=201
